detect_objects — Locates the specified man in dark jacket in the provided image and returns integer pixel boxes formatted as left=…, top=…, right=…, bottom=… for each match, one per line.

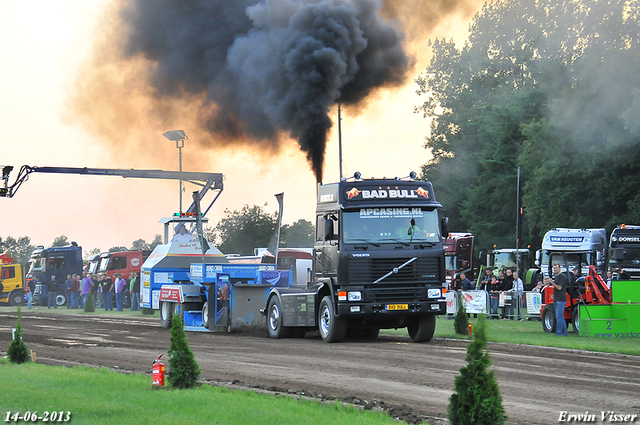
left=47, top=275, right=58, bottom=309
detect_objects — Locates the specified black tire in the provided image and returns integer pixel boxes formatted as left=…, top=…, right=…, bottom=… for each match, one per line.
left=55, top=292, right=67, bottom=308
left=9, top=290, right=24, bottom=306
left=202, top=303, right=210, bottom=329
left=318, top=295, right=346, bottom=343
left=542, top=304, right=556, bottom=333
left=160, top=302, right=173, bottom=329
left=408, top=315, right=436, bottom=343
left=572, top=306, right=580, bottom=335
left=267, top=296, right=292, bottom=339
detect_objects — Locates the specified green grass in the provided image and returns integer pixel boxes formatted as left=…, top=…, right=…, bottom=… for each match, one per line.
left=0, top=360, right=405, bottom=425
left=384, top=316, right=640, bottom=356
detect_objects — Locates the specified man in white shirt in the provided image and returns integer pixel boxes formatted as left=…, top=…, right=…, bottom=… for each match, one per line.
left=172, top=223, right=195, bottom=242
left=512, top=270, right=524, bottom=320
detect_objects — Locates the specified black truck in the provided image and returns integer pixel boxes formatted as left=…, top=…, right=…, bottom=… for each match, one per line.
left=263, top=174, right=448, bottom=342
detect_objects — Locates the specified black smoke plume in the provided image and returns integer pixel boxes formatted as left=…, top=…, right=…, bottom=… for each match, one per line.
left=120, top=0, right=411, bottom=182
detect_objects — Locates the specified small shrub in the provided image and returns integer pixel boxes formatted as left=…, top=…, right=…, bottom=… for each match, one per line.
left=8, top=308, right=29, bottom=364
left=168, top=314, right=200, bottom=389
left=84, top=293, right=96, bottom=312
left=448, top=315, right=506, bottom=425
left=454, top=294, right=470, bottom=335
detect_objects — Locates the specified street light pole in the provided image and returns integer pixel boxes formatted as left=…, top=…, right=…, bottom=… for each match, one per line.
left=163, top=130, right=188, bottom=214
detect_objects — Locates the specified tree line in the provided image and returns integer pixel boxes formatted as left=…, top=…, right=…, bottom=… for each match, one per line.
left=416, top=0, right=640, bottom=252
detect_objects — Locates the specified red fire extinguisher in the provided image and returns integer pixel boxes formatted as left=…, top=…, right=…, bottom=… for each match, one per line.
left=152, top=355, right=165, bottom=387
left=468, top=322, right=473, bottom=335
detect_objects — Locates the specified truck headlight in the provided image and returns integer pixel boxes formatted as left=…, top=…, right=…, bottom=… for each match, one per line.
left=428, top=288, right=442, bottom=298
left=348, top=291, right=362, bottom=301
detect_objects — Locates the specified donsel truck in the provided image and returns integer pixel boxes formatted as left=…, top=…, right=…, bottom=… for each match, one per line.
left=608, top=224, right=640, bottom=279
left=263, top=173, right=448, bottom=343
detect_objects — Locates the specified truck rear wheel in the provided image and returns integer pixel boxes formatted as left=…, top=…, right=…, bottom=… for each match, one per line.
left=55, top=292, right=67, bottom=308
left=542, top=304, right=556, bottom=333
left=408, top=315, right=436, bottom=343
left=318, top=296, right=346, bottom=343
left=9, top=290, right=24, bottom=306
left=267, top=296, right=292, bottom=339
left=202, top=303, right=210, bottom=329
left=160, top=302, right=173, bottom=329
left=572, top=307, right=580, bottom=335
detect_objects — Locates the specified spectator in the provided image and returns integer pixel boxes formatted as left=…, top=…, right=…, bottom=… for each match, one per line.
left=545, top=263, right=569, bottom=336
left=114, top=273, right=127, bottom=311
left=500, top=269, right=513, bottom=319
left=130, top=272, right=141, bottom=311
left=65, top=274, right=72, bottom=309
left=605, top=270, right=614, bottom=289
left=100, top=274, right=114, bottom=311
left=479, top=268, right=495, bottom=291
left=90, top=274, right=100, bottom=307
left=69, top=274, right=80, bottom=309
left=618, top=269, right=630, bottom=280
left=81, top=272, right=93, bottom=308
left=460, top=272, right=475, bottom=291
left=487, top=274, right=501, bottom=319
left=24, top=279, right=32, bottom=309
left=47, top=275, right=58, bottom=309
left=512, top=270, right=524, bottom=320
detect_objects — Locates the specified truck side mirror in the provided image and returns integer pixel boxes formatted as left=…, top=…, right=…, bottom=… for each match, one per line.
left=441, top=216, right=449, bottom=238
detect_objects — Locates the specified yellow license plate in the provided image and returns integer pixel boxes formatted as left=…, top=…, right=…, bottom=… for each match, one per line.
left=386, top=304, right=408, bottom=310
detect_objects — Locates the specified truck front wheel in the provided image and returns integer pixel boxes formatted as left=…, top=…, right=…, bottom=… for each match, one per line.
left=9, top=290, right=24, bottom=306
left=160, top=302, right=173, bottom=329
left=267, top=296, right=292, bottom=339
left=55, top=292, right=67, bottom=308
left=408, top=315, right=436, bottom=343
left=542, top=304, right=556, bottom=333
left=318, top=296, right=346, bottom=343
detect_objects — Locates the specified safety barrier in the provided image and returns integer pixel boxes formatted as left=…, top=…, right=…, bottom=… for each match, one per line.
left=446, top=290, right=543, bottom=320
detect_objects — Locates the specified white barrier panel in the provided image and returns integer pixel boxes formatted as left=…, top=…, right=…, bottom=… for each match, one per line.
left=446, top=291, right=457, bottom=314
left=525, top=292, right=542, bottom=315
left=461, top=290, right=488, bottom=314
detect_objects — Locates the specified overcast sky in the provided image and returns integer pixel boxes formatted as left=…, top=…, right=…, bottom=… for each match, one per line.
left=0, top=0, right=477, bottom=254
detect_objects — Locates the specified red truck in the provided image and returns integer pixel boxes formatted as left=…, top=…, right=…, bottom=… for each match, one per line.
left=444, top=233, right=475, bottom=290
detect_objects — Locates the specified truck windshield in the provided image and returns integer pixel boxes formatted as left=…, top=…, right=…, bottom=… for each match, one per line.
left=28, top=256, right=44, bottom=274
left=493, top=252, right=530, bottom=270
left=88, top=260, right=100, bottom=274
left=342, top=208, right=440, bottom=244
left=609, top=246, right=640, bottom=266
left=98, top=257, right=110, bottom=273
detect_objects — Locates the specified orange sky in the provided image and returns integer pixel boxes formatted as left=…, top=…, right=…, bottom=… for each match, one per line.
left=0, top=0, right=480, bottom=255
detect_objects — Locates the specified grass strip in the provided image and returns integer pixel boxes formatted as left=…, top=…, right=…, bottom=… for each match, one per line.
left=0, top=360, right=407, bottom=425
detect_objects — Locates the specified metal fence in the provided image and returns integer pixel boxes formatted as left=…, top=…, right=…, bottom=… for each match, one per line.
left=445, top=290, right=543, bottom=320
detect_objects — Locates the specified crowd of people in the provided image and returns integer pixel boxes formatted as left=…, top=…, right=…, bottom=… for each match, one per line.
left=24, top=271, right=142, bottom=312
left=463, top=267, right=526, bottom=320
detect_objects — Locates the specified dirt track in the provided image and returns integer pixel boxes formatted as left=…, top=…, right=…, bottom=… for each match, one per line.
left=1, top=309, right=639, bottom=425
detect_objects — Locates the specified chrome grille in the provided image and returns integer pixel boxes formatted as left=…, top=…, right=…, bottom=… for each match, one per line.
left=347, top=256, right=441, bottom=286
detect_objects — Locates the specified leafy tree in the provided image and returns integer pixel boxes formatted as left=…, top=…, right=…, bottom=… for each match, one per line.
left=416, top=0, right=640, bottom=251
left=130, top=239, right=149, bottom=251
left=448, top=315, right=506, bottom=424
left=109, top=246, right=128, bottom=253
left=149, top=234, right=163, bottom=251
left=8, top=308, right=29, bottom=364
left=0, top=236, right=35, bottom=267
left=281, top=219, right=315, bottom=248
left=454, top=296, right=470, bottom=336
left=84, top=291, right=96, bottom=313
left=84, top=247, right=101, bottom=261
left=209, top=205, right=277, bottom=255
left=167, top=314, right=200, bottom=389
left=51, top=235, right=70, bottom=247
